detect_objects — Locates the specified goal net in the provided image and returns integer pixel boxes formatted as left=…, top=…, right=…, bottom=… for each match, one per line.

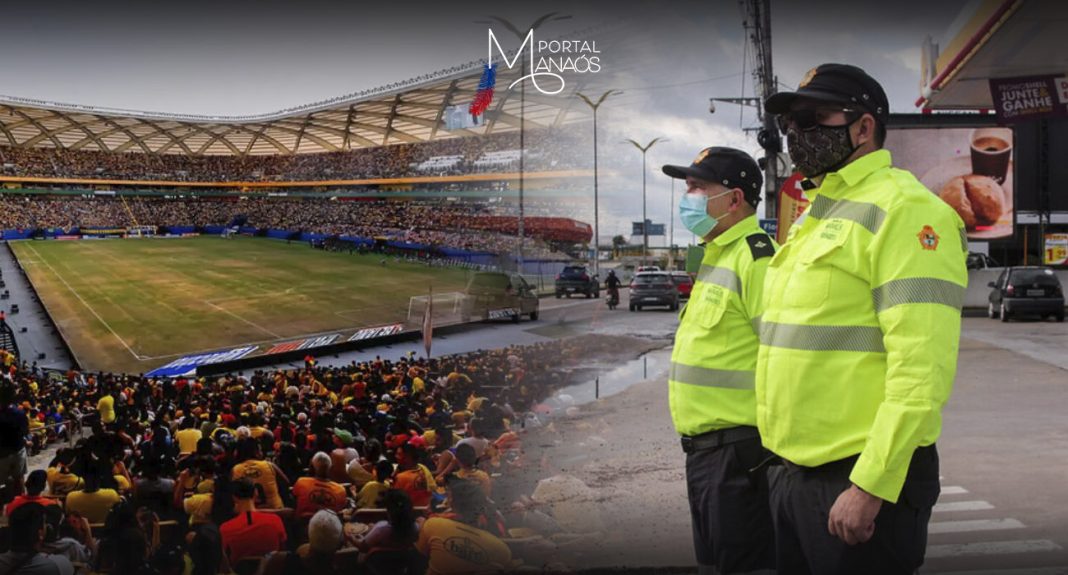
left=406, top=291, right=465, bottom=324
left=127, top=225, right=158, bottom=238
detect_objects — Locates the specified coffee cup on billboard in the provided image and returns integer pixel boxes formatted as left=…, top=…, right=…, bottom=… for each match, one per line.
left=970, top=127, right=1012, bottom=184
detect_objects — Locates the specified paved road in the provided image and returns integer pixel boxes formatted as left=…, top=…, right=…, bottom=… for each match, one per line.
left=491, top=296, right=1068, bottom=574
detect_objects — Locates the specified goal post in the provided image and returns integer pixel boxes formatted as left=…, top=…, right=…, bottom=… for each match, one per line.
left=406, top=291, right=466, bottom=323
left=127, top=225, right=158, bottom=238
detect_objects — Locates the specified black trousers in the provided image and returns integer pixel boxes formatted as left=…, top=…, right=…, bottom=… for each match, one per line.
left=685, top=433, right=776, bottom=575
left=766, top=445, right=941, bottom=575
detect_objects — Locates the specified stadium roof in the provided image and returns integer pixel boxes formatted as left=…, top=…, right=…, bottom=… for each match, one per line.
left=0, top=58, right=587, bottom=157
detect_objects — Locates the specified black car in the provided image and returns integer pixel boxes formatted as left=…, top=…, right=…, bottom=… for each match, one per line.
left=967, top=252, right=1000, bottom=270
left=987, top=266, right=1065, bottom=322
left=555, top=265, right=599, bottom=298
left=629, top=272, right=679, bottom=311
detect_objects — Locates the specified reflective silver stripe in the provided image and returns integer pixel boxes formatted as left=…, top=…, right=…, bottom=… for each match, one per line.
left=750, top=314, right=762, bottom=333
left=697, top=265, right=741, bottom=293
left=809, top=195, right=887, bottom=235
left=669, top=362, right=755, bottom=390
left=959, top=227, right=968, bottom=252
left=760, top=322, right=886, bottom=353
left=872, top=278, right=966, bottom=312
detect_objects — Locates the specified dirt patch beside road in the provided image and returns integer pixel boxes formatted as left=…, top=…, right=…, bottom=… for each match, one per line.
left=498, top=338, right=693, bottom=571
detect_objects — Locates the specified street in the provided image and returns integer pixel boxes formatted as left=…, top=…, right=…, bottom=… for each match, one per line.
left=505, top=293, right=1068, bottom=573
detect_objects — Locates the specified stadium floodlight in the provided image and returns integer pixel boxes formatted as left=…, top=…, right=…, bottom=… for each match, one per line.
left=577, top=89, right=622, bottom=278
left=473, top=13, right=572, bottom=273
left=624, top=137, right=668, bottom=267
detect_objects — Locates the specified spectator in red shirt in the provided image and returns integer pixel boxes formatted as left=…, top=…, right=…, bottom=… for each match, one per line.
left=219, top=479, right=287, bottom=563
left=4, top=470, right=59, bottom=516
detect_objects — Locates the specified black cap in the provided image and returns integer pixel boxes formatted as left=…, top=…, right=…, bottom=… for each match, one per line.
left=662, top=147, right=763, bottom=207
left=765, top=63, right=889, bottom=125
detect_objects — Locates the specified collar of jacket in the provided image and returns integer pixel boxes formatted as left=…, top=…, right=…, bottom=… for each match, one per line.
left=804, top=149, right=892, bottom=199
left=711, top=214, right=760, bottom=249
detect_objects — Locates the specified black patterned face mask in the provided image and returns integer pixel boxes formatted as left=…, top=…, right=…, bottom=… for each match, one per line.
left=786, top=121, right=859, bottom=179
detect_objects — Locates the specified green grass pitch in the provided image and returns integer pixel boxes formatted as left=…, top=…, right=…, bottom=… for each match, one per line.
left=10, top=236, right=472, bottom=374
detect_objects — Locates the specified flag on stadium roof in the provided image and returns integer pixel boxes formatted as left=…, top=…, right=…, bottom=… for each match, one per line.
left=469, top=63, right=497, bottom=118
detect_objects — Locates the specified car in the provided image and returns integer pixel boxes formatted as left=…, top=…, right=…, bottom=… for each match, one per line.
left=462, top=272, right=539, bottom=323
left=628, top=272, right=679, bottom=311
left=670, top=271, right=694, bottom=299
left=987, top=266, right=1064, bottom=322
left=636, top=265, right=662, bottom=272
left=554, top=265, right=599, bottom=299
left=967, top=252, right=1000, bottom=270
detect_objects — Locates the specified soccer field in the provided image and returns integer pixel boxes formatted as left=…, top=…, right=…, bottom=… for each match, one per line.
left=10, top=237, right=472, bottom=374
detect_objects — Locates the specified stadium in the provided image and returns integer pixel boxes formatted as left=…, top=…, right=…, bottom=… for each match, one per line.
left=0, top=59, right=596, bottom=375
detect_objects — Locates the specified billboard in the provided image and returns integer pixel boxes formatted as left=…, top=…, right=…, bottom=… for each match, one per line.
left=989, top=75, right=1068, bottom=123
left=1046, top=234, right=1068, bottom=266
left=632, top=220, right=665, bottom=236
left=145, top=346, right=259, bottom=377
left=265, top=334, right=340, bottom=355
left=885, top=124, right=1015, bottom=240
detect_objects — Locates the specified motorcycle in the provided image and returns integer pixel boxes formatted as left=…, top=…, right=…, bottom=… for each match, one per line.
left=606, top=286, right=620, bottom=310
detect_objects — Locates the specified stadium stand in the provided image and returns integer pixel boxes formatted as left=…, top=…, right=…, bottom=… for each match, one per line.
left=0, top=334, right=636, bottom=572
left=0, top=129, right=588, bottom=183
left=0, top=196, right=591, bottom=254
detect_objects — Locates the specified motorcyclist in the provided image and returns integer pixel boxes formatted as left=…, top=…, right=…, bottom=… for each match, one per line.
left=605, top=270, right=622, bottom=304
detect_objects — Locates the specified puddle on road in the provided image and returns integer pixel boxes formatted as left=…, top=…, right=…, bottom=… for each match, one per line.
left=552, top=346, right=671, bottom=407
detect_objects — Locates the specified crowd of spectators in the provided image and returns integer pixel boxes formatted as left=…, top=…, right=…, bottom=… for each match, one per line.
left=0, top=335, right=632, bottom=573
left=0, top=196, right=589, bottom=255
left=0, top=129, right=589, bottom=183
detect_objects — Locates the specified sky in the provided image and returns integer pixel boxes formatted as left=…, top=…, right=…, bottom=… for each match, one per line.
left=0, top=0, right=973, bottom=244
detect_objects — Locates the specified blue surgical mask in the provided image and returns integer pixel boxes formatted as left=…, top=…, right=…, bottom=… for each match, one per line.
left=679, top=190, right=732, bottom=238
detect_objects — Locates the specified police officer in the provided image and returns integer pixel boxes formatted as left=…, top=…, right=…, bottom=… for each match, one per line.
left=662, top=147, right=777, bottom=575
left=757, top=64, right=968, bottom=574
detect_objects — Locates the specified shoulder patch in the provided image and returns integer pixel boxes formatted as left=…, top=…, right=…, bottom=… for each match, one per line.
left=746, top=233, right=776, bottom=260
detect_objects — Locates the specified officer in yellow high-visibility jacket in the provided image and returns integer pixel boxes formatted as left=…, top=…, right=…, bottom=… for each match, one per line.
left=663, top=147, right=778, bottom=575
left=758, top=64, right=968, bottom=574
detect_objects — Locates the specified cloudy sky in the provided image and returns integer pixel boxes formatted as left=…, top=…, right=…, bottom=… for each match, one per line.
left=0, top=0, right=973, bottom=244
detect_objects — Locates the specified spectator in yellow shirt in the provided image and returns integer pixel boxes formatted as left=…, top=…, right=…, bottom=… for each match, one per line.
left=174, top=418, right=202, bottom=456
left=416, top=478, right=511, bottom=575
left=97, top=392, right=116, bottom=425
left=231, top=438, right=288, bottom=510
left=46, top=449, right=84, bottom=496
left=355, top=460, right=395, bottom=509
left=454, top=444, right=492, bottom=499
left=66, top=470, right=122, bottom=524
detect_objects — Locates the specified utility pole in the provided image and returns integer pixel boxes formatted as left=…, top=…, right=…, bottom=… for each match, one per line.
left=710, top=0, right=780, bottom=219
left=745, top=0, right=780, bottom=218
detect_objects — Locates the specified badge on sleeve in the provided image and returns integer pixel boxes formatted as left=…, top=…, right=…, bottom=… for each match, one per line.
left=917, top=225, right=940, bottom=251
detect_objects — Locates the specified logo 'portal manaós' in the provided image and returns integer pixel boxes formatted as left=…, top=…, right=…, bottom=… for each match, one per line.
left=470, top=27, right=601, bottom=117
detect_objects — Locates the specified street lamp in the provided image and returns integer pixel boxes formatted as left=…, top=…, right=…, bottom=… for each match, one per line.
left=475, top=13, right=572, bottom=273
left=576, top=89, right=622, bottom=278
left=624, top=137, right=668, bottom=267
